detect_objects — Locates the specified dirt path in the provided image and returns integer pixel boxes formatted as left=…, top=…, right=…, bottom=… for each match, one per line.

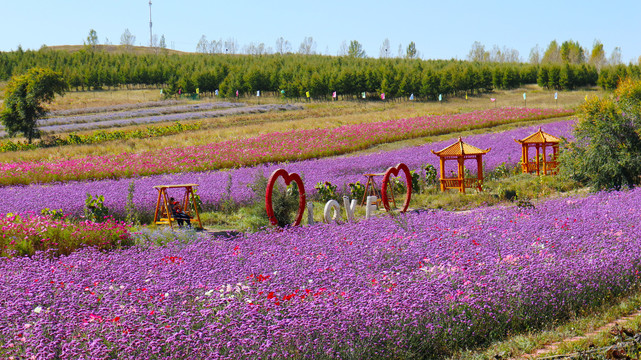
left=511, top=309, right=641, bottom=359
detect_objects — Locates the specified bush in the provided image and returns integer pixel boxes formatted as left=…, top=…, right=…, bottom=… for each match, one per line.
left=314, top=181, right=338, bottom=203
left=248, top=173, right=301, bottom=228
left=560, top=78, right=641, bottom=190
left=84, top=193, right=110, bottom=222
left=349, top=181, right=366, bottom=202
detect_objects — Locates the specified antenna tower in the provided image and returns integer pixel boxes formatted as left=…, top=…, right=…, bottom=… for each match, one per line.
left=149, top=0, right=153, bottom=47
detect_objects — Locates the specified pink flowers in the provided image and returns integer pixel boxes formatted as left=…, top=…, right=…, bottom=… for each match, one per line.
left=0, top=108, right=572, bottom=186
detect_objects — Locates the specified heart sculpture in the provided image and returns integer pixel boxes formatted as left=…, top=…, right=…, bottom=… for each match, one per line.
left=381, top=163, right=412, bottom=213
left=265, top=169, right=307, bottom=226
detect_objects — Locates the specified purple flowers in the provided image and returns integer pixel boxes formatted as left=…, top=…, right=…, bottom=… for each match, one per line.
left=0, top=119, right=575, bottom=219
left=1, top=187, right=640, bottom=357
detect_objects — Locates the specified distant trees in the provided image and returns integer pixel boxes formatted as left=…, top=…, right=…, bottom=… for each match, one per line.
left=85, top=29, right=99, bottom=49
left=120, top=29, right=136, bottom=49
left=298, top=37, right=316, bottom=55
left=347, top=40, right=366, bottom=58
left=275, top=37, right=292, bottom=54
left=379, top=38, right=391, bottom=58
left=0, top=68, right=67, bottom=143
left=589, top=40, right=606, bottom=70
left=406, top=42, right=418, bottom=59
left=468, top=41, right=489, bottom=62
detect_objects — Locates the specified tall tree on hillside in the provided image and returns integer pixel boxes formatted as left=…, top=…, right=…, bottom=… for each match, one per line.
left=379, top=38, right=391, bottom=58
left=347, top=40, right=366, bottom=58
left=298, top=36, right=316, bottom=55
left=542, top=40, right=561, bottom=64
left=275, top=37, right=292, bottom=54
left=589, top=40, right=606, bottom=71
left=467, top=41, right=489, bottom=62
left=560, top=40, right=585, bottom=64
left=529, top=44, right=541, bottom=64
left=406, top=41, right=418, bottom=59
left=224, top=38, right=237, bottom=54
left=120, top=29, right=136, bottom=50
left=85, top=29, right=99, bottom=49
left=159, top=35, right=167, bottom=49
left=609, top=47, right=622, bottom=65
left=196, top=35, right=209, bottom=53
left=0, top=68, right=67, bottom=143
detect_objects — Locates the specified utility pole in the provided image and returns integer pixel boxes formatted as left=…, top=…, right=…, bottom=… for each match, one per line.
left=149, top=0, right=153, bottom=47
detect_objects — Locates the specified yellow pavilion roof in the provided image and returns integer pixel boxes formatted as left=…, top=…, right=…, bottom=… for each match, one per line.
left=431, top=137, right=491, bottom=157
left=515, top=127, right=560, bottom=144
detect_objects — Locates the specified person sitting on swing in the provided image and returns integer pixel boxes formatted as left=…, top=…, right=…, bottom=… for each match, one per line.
left=169, top=197, right=192, bottom=228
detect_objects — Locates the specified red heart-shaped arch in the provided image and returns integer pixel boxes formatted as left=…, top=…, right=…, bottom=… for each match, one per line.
left=381, top=163, right=412, bottom=213
left=265, top=169, right=307, bottom=226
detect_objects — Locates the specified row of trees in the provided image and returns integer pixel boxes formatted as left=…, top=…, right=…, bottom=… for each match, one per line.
left=1, top=48, right=640, bottom=100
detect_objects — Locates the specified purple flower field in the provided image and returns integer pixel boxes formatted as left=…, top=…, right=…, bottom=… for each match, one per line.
left=0, top=119, right=575, bottom=219
left=1, top=186, right=639, bottom=358
left=37, top=102, right=244, bottom=127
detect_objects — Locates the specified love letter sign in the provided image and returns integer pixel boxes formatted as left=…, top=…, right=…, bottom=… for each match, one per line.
left=265, top=169, right=307, bottom=226
left=381, top=163, right=412, bottom=213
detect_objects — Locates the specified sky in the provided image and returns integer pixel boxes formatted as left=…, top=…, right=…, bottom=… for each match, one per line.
left=2, top=0, right=640, bottom=63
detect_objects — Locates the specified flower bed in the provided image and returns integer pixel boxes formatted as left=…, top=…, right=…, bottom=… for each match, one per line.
left=0, top=213, right=132, bottom=257
left=1, top=188, right=640, bottom=358
left=0, top=107, right=571, bottom=186
left=0, top=119, right=575, bottom=219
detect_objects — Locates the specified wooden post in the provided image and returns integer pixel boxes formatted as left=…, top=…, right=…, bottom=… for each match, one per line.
left=542, top=145, right=547, bottom=175
left=477, top=155, right=483, bottom=192
left=439, top=158, right=446, bottom=191
left=536, top=144, right=540, bottom=176
left=458, top=157, right=465, bottom=194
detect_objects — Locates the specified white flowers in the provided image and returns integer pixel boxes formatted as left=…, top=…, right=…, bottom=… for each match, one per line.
left=33, top=306, right=42, bottom=314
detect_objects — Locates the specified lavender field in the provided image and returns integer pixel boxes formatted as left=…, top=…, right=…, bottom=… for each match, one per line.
left=0, top=103, right=302, bottom=136
left=0, top=119, right=575, bottom=219
left=1, top=185, right=639, bottom=358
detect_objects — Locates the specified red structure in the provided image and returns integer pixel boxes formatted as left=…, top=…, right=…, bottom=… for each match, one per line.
left=265, top=169, right=306, bottom=226
left=431, top=137, right=490, bottom=193
left=515, top=127, right=560, bottom=175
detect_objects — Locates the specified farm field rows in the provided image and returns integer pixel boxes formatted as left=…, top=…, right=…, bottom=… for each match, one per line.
left=2, top=185, right=640, bottom=358
left=0, top=107, right=571, bottom=186
left=0, top=103, right=301, bottom=136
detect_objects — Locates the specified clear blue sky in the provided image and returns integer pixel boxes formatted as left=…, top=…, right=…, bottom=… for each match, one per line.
left=2, top=0, right=640, bottom=63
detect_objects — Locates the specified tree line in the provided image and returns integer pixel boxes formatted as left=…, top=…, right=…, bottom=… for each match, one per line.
left=1, top=47, right=639, bottom=100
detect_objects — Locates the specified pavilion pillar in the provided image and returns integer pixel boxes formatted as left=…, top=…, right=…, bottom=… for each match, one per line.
left=458, top=157, right=465, bottom=193
left=476, top=155, right=483, bottom=192
left=536, top=144, right=541, bottom=176
left=542, top=145, right=547, bottom=175
left=439, top=157, right=445, bottom=191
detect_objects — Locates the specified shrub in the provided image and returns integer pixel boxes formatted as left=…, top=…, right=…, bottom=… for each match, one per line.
left=349, top=181, right=366, bottom=202
left=560, top=78, right=641, bottom=190
left=84, top=193, right=110, bottom=222
left=248, top=173, right=301, bottom=228
left=314, top=181, right=338, bottom=203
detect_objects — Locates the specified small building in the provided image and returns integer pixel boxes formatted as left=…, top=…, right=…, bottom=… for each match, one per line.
left=515, top=127, right=560, bottom=175
left=431, top=137, right=490, bottom=193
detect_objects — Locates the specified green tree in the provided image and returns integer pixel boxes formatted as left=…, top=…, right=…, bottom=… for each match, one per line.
left=560, top=78, right=641, bottom=190
left=347, top=40, right=366, bottom=58
left=85, top=29, right=99, bottom=50
left=0, top=68, right=67, bottom=143
left=406, top=41, right=418, bottom=59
